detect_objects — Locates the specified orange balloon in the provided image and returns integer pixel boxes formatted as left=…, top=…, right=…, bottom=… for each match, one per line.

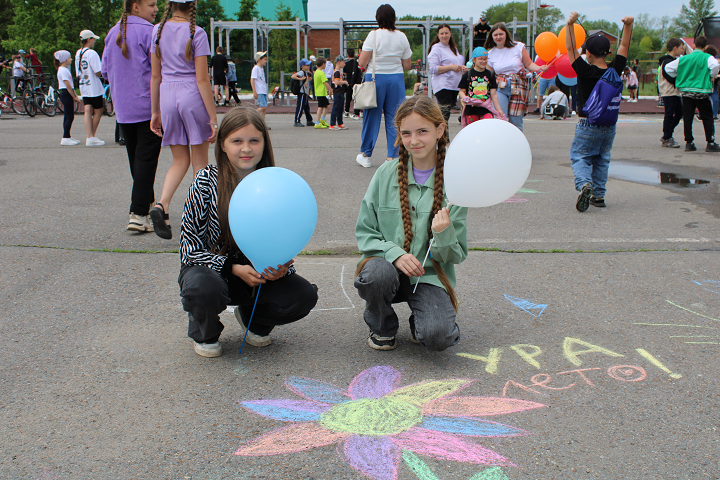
left=534, top=32, right=559, bottom=62
left=558, top=24, right=586, bottom=54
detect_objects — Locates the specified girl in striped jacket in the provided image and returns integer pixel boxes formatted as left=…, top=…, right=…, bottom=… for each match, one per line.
left=178, top=107, right=318, bottom=358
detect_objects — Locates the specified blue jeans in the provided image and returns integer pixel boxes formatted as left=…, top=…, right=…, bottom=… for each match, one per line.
left=570, top=118, right=616, bottom=198
left=496, top=81, right=523, bottom=130
left=537, top=77, right=554, bottom=96
left=360, top=73, right=405, bottom=158
left=712, top=87, right=719, bottom=119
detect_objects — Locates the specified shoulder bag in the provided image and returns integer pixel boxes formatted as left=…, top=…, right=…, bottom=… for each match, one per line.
left=352, top=30, right=378, bottom=110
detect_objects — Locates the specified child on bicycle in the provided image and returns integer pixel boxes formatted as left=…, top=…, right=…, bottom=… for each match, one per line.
left=102, top=0, right=162, bottom=233
left=55, top=50, right=82, bottom=145
left=149, top=0, right=217, bottom=240
left=76, top=29, right=106, bottom=146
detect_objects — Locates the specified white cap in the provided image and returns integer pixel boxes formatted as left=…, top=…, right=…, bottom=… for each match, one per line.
left=254, top=51, right=267, bottom=62
left=309, top=55, right=316, bottom=61
left=79, top=30, right=99, bottom=40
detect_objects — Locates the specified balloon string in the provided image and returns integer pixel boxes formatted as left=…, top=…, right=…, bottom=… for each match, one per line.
left=532, top=56, right=560, bottom=90
left=239, top=283, right=262, bottom=355
left=413, top=238, right=434, bottom=294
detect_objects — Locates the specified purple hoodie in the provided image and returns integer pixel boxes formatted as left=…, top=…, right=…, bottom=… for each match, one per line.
left=101, top=16, right=153, bottom=124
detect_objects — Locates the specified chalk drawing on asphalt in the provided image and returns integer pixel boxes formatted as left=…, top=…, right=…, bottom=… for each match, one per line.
left=235, top=366, right=545, bottom=480
left=504, top=295, right=548, bottom=317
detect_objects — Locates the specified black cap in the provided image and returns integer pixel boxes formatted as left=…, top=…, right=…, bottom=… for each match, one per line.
left=585, top=34, right=611, bottom=56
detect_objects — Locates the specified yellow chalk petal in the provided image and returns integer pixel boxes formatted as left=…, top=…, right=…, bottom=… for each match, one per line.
left=386, top=379, right=471, bottom=406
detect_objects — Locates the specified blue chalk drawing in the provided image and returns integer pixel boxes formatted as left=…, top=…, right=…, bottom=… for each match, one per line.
left=504, top=295, right=548, bottom=317
left=694, top=280, right=720, bottom=294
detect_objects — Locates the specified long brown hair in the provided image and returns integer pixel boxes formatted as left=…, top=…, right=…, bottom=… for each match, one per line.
left=154, top=1, right=197, bottom=61
left=116, top=0, right=141, bottom=59
left=428, top=24, right=459, bottom=56
left=212, top=107, right=275, bottom=255
left=484, top=22, right=516, bottom=50
left=396, top=96, right=458, bottom=311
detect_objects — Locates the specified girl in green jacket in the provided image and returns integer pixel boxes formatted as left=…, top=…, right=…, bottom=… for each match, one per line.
left=354, top=96, right=468, bottom=351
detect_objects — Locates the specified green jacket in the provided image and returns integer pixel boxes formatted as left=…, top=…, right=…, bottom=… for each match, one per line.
left=676, top=49, right=713, bottom=94
left=356, top=158, right=468, bottom=290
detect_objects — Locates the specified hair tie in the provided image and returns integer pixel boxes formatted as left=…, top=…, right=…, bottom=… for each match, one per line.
left=190, top=33, right=194, bottom=38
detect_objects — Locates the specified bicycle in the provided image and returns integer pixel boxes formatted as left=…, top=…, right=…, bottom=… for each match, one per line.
left=103, top=83, right=114, bottom=117
left=37, top=85, right=57, bottom=116
left=0, top=87, right=26, bottom=115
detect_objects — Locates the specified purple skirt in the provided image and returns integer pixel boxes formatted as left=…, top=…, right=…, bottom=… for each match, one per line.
left=159, top=81, right=211, bottom=146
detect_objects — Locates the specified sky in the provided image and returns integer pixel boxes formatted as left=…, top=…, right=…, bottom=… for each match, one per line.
left=308, top=0, right=682, bottom=24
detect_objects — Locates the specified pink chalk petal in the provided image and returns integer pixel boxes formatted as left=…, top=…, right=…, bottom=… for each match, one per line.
left=348, top=366, right=402, bottom=399
left=423, top=396, right=546, bottom=417
left=234, top=423, right=348, bottom=456
left=340, top=435, right=401, bottom=480
left=393, top=428, right=514, bottom=466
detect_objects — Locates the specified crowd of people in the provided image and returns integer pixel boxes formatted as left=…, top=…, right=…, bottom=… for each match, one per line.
left=9, top=2, right=720, bottom=358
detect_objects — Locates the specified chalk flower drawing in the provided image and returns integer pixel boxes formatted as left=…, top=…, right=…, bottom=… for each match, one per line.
left=235, top=366, right=545, bottom=480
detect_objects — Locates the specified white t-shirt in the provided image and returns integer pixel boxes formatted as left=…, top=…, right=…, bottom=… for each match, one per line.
left=488, top=42, right=525, bottom=76
left=362, top=29, right=412, bottom=75
left=13, top=60, right=25, bottom=77
left=251, top=65, right=267, bottom=95
left=324, top=61, right=334, bottom=81
left=57, top=66, right=73, bottom=90
left=75, top=48, right=103, bottom=98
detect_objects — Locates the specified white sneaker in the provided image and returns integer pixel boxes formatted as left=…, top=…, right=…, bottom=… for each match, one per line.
left=127, top=213, right=154, bottom=232
left=571, top=111, right=577, bottom=116
left=356, top=153, right=371, bottom=168
left=343, top=112, right=349, bottom=117
left=234, top=307, right=272, bottom=347
left=349, top=114, right=360, bottom=120
left=194, top=341, right=222, bottom=357
left=86, top=137, right=105, bottom=146
left=60, top=138, right=80, bottom=146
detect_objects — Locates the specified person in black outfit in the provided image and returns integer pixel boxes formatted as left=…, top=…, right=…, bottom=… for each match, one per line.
left=210, top=46, right=228, bottom=106
left=343, top=48, right=362, bottom=118
left=473, top=17, right=491, bottom=51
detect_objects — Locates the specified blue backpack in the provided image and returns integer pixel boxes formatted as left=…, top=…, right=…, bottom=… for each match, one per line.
left=582, top=67, right=623, bottom=126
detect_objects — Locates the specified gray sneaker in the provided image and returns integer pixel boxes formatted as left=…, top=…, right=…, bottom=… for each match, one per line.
left=127, top=213, right=153, bottom=232
left=194, top=341, right=222, bottom=357
left=576, top=183, right=593, bottom=212
left=234, top=307, right=271, bottom=347
left=661, top=138, right=680, bottom=148
left=367, top=332, right=397, bottom=350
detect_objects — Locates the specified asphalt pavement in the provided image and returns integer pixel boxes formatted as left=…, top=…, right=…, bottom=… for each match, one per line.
left=0, top=111, right=719, bottom=479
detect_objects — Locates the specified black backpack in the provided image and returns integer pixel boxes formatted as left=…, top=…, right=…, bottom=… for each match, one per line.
left=290, top=76, right=302, bottom=95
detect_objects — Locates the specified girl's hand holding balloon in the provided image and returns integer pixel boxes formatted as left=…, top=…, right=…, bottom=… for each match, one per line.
left=233, top=264, right=266, bottom=287
left=261, top=259, right=294, bottom=281
left=394, top=254, right=425, bottom=278
left=431, top=207, right=451, bottom=233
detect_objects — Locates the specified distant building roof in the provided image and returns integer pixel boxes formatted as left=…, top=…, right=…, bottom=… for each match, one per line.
left=588, top=30, right=619, bottom=41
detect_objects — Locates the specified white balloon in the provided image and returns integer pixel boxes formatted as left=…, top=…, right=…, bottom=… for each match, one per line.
left=445, top=119, right=532, bottom=207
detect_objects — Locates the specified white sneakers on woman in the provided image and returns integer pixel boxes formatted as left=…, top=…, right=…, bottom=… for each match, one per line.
left=86, top=137, right=105, bottom=146
left=60, top=138, right=80, bottom=146
left=356, top=153, right=371, bottom=168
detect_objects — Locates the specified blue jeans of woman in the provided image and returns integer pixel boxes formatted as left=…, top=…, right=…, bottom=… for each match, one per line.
left=495, top=81, right=524, bottom=130
left=570, top=118, right=616, bottom=198
left=360, top=73, right=405, bottom=158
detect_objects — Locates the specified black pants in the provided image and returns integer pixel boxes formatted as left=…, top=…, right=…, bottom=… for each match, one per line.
left=115, top=122, right=124, bottom=143
left=59, top=90, right=74, bottom=138
left=178, top=265, right=318, bottom=342
left=331, top=93, right=345, bottom=126
left=662, top=96, right=683, bottom=140
left=682, top=95, right=714, bottom=144
left=294, top=92, right=313, bottom=123
left=434, top=89, right=458, bottom=122
left=344, top=84, right=360, bottom=115
left=120, top=121, right=161, bottom=216
left=228, top=81, right=241, bottom=104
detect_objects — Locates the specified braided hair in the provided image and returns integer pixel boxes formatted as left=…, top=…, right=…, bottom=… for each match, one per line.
left=153, top=1, right=173, bottom=60
left=395, top=96, right=458, bottom=311
left=184, top=2, right=197, bottom=61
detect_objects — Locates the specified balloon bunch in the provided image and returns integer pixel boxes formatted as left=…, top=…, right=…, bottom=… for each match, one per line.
left=534, top=25, right=586, bottom=86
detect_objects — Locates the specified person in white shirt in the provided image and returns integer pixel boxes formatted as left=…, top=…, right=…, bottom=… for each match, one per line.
left=250, top=51, right=269, bottom=126
left=76, top=29, right=105, bottom=146
left=323, top=59, right=334, bottom=94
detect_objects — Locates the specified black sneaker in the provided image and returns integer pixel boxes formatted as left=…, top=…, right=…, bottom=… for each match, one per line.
left=408, top=315, right=419, bottom=344
left=576, top=183, right=593, bottom=212
left=589, top=196, right=606, bottom=208
left=662, top=138, right=680, bottom=148
left=367, top=333, right=397, bottom=351
left=294, top=122, right=305, bottom=127
left=306, top=121, right=315, bottom=127
left=686, top=142, right=697, bottom=152
left=706, top=142, right=720, bottom=152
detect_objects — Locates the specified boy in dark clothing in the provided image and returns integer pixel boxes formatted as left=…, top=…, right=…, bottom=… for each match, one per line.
left=343, top=49, right=362, bottom=118
left=210, top=46, right=228, bottom=106
left=566, top=12, right=633, bottom=212
left=330, top=55, right=349, bottom=130
left=658, top=38, right=686, bottom=148
left=664, top=36, right=720, bottom=152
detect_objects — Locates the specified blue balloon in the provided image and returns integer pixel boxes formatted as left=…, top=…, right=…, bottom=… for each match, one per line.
left=557, top=73, right=577, bottom=86
left=228, top=167, right=318, bottom=272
